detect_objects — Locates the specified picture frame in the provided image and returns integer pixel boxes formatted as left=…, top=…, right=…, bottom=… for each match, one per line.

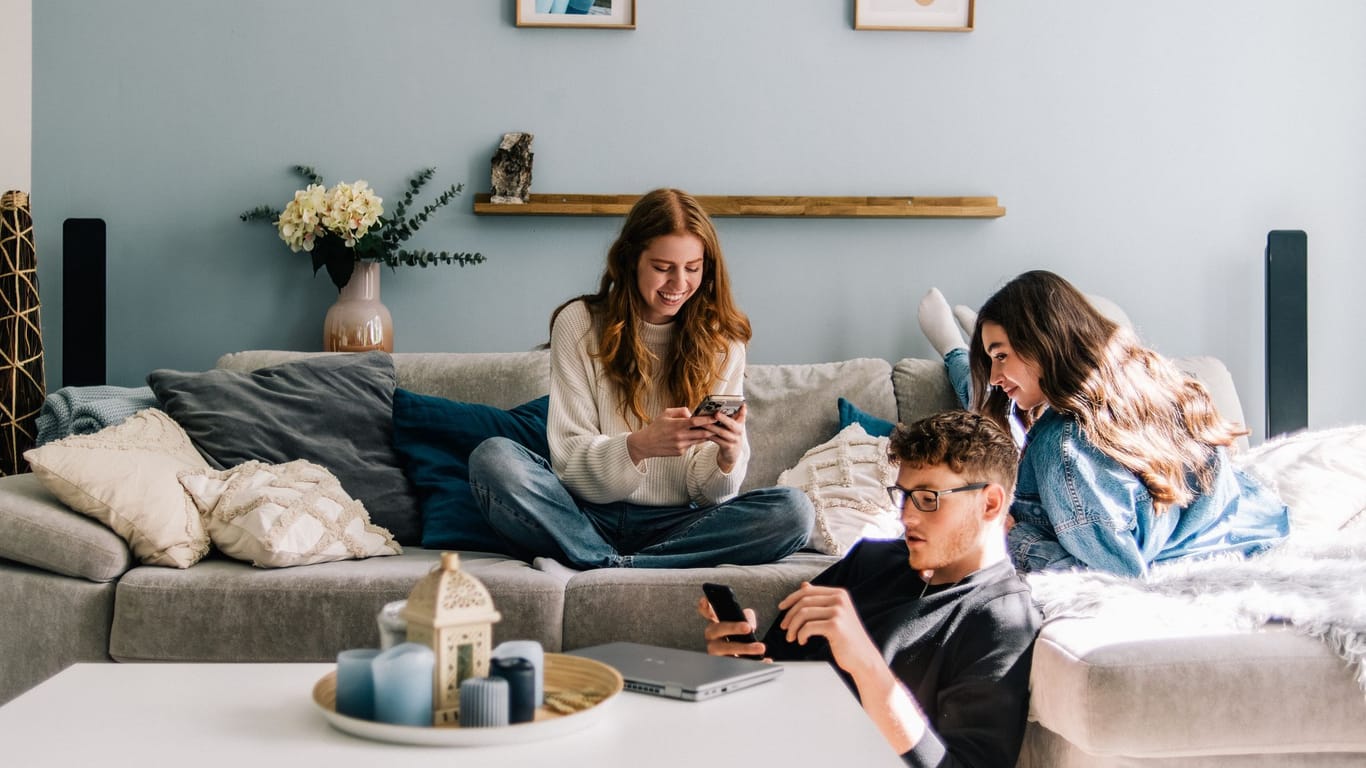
left=854, top=0, right=974, bottom=32
left=516, top=0, right=635, bottom=29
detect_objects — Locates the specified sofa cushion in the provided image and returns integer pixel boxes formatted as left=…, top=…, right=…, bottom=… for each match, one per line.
left=1171, top=355, right=1250, bottom=454
left=179, top=459, right=402, bottom=568
left=838, top=396, right=896, bottom=437
left=555, top=552, right=837, bottom=651
left=148, top=351, right=422, bottom=546
left=0, top=473, right=133, bottom=582
left=777, top=423, right=903, bottom=556
left=215, top=350, right=552, bottom=409
left=891, top=357, right=960, bottom=426
left=743, top=359, right=896, bottom=492
left=23, top=409, right=210, bottom=569
left=1030, top=617, right=1366, bottom=756
left=0, top=560, right=117, bottom=706
left=110, top=548, right=567, bottom=662
left=392, top=390, right=549, bottom=553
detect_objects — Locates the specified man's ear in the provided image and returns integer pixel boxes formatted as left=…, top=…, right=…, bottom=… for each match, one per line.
left=980, top=483, right=1009, bottom=524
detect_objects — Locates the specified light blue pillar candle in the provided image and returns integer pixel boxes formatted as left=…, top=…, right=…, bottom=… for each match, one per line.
left=492, top=640, right=544, bottom=705
left=459, top=677, right=509, bottom=728
left=335, top=648, right=380, bottom=721
left=371, top=642, right=435, bottom=727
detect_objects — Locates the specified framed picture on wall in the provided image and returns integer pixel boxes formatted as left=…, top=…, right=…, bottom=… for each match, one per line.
left=516, top=0, right=636, bottom=29
left=854, top=0, right=974, bottom=32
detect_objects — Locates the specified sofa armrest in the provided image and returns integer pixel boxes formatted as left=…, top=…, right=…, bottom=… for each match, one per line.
left=0, top=473, right=134, bottom=582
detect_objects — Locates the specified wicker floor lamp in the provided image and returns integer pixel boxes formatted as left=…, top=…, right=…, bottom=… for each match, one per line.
left=1, top=190, right=45, bottom=476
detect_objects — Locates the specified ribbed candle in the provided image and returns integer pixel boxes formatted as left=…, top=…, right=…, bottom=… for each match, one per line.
left=458, top=677, right=510, bottom=728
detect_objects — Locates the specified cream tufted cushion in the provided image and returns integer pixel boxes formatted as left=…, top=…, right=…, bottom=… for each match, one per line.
left=23, top=408, right=210, bottom=568
left=777, top=423, right=904, bottom=556
left=179, top=459, right=400, bottom=568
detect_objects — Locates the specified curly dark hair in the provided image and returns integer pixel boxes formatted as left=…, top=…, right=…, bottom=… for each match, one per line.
left=888, top=410, right=1019, bottom=496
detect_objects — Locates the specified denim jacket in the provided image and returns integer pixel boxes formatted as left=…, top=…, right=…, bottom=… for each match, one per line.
left=1008, top=409, right=1290, bottom=577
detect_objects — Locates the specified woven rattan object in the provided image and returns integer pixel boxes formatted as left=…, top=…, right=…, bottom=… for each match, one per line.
left=0, top=191, right=44, bottom=476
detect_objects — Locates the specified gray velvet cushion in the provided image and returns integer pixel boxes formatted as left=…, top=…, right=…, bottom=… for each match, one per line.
left=0, top=473, right=133, bottom=582
left=110, top=548, right=567, bottom=662
left=216, top=349, right=552, bottom=409
left=147, top=351, right=421, bottom=545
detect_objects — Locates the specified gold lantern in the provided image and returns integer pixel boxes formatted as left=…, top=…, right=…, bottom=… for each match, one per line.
left=401, top=552, right=502, bottom=724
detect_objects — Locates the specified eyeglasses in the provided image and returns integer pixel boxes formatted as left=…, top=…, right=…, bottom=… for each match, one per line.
left=886, top=482, right=990, bottom=513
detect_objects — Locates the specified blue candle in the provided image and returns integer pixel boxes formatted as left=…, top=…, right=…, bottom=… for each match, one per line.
left=490, top=656, right=536, bottom=724
left=334, top=648, right=380, bottom=721
left=459, top=677, right=509, bottom=728
left=371, top=642, right=435, bottom=727
left=492, top=640, right=544, bottom=705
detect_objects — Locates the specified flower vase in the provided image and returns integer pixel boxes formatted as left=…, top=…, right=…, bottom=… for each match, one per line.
left=323, top=261, right=393, bottom=353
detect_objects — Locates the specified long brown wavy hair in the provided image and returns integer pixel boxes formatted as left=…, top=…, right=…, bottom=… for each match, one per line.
left=550, top=188, right=751, bottom=425
left=967, top=270, right=1246, bottom=512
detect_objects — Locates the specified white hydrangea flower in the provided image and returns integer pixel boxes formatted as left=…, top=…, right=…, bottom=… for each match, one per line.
left=321, top=181, right=384, bottom=247
left=276, top=184, right=328, bottom=252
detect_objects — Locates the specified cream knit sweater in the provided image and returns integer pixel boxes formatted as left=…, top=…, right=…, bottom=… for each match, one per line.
left=548, top=300, right=750, bottom=506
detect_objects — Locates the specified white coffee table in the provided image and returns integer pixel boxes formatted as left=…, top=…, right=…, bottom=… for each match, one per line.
left=0, top=661, right=904, bottom=767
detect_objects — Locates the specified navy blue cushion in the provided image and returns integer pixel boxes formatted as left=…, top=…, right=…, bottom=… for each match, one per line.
left=391, top=389, right=550, bottom=553
left=837, top=397, right=896, bottom=438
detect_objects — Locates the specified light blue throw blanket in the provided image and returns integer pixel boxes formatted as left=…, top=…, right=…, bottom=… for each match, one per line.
left=34, top=385, right=159, bottom=446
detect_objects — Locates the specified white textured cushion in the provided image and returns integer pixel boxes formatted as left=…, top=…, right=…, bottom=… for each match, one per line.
left=179, top=459, right=401, bottom=568
left=23, top=408, right=210, bottom=568
left=777, top=423, right=903, bottom=555
left=1233, top=424, right=1366, bottom=533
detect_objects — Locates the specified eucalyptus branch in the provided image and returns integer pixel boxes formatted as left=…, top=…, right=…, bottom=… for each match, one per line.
left=292, top=165, right=324, bottom=186
left=388, top=249, right=486, bottom=268
left=239, top=205, right=280, bottom=223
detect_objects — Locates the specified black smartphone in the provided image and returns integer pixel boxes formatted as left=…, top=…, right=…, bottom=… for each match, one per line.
left=702, top=582, right=762, bottom=659
left=692, top=394, right=744, bottom=419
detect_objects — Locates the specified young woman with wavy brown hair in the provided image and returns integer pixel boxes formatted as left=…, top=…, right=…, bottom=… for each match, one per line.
left=468, top=188, right=812, bottom=569
left=927, top=270, right=1288, bottom=576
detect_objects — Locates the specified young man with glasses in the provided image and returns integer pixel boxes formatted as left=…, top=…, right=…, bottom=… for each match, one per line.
left=698, top=410, right=1041, bottom=767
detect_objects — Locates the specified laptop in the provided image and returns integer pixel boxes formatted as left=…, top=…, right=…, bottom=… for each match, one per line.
left=566, top=641, right=784, bottom=701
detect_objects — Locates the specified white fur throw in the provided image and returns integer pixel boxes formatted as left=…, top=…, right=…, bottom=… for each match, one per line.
left=1027, top=527, right=1366, bottom=697
left=777, top=423, right=903, bottom=556
left=1233, top=424, right=1366, bottom=532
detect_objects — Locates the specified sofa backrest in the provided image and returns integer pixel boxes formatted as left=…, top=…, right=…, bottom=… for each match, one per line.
left=215, top=350, right=1249, bottom=485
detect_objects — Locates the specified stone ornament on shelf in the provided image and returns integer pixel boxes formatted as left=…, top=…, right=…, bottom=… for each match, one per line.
left=490, top=132, right=534, bottom=204
left=401, top=552, right=502, bottom=725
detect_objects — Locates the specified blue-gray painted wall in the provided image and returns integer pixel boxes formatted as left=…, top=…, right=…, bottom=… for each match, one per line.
left=30, top=1, right=1366, bottom=441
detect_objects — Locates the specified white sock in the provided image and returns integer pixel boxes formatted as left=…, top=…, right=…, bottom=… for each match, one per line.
left=918, top=288, right=966, bottom=356
left=952, top=305, right=977, bottom=339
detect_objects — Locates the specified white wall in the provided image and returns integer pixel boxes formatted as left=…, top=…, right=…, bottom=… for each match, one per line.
left=30, top=1, right=1366, bottom=441
left=0, top=0, right=31, bottom=193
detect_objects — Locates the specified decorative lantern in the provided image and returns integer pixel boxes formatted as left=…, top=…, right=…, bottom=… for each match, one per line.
left=401, top=552, right=502, bottom=724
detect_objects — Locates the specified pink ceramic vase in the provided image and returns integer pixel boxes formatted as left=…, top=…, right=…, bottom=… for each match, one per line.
left=323, top=260, right=393, bottom=353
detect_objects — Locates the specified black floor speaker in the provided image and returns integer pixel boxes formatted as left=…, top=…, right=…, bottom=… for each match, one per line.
left=62, top=218, right=106, bottom=387
left=1265, top=230, right=1307, bottom=438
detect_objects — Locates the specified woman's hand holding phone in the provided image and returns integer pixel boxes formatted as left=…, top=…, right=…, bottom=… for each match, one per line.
left=625, top=407, right=713, bottom=464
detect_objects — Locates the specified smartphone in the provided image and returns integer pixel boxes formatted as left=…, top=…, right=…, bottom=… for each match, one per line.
left=692, top=394, right=745, bottom=419
left=702, top=582, right=762, bottom=658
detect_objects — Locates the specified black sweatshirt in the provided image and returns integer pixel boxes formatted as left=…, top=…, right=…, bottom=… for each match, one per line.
left=761, top=539, right=1041, bottom=768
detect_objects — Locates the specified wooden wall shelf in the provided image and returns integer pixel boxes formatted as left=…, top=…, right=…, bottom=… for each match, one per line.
left=473, top=194, right=1005, bottom=219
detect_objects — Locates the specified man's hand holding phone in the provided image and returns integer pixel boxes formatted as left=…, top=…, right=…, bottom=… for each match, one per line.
left=698, top=582, right=766, bottom=660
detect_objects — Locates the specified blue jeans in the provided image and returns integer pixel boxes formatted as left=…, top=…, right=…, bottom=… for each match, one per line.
left=468, top=437, right=814, bottom=569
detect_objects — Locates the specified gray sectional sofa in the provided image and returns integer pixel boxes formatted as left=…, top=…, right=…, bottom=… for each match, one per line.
left=2, top=349, right=1363, bottom=766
